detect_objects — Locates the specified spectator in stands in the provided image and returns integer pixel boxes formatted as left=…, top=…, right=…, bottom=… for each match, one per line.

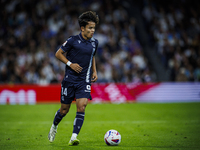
left=142, top=0, right=200, bottom=82
left=0, top=0, right=156, bottom=84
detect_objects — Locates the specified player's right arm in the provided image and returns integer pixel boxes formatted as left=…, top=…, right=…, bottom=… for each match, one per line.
left=55, top=48, right=82, bottom=73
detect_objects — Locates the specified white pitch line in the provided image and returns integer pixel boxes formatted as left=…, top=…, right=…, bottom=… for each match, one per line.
left=2, top=120, right=199, bottom=125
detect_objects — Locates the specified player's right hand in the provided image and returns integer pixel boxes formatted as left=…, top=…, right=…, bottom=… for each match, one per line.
left=70, top=63, right=82, bottom=73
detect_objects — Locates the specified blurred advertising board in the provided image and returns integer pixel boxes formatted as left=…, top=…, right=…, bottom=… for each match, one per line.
left=0, top=83, right=199, bottom=104
left=0, top=84, right=60, bottom=104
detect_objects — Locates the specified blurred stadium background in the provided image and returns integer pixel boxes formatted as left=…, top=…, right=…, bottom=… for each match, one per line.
left=0, top=0, right=200, bottom=104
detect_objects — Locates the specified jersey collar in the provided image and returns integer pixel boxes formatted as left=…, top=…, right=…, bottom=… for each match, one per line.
left=78, top=32, right=95, bottom=43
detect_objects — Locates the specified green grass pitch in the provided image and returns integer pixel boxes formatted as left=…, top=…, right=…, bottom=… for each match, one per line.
left=0, top=102, right=200, bottom=150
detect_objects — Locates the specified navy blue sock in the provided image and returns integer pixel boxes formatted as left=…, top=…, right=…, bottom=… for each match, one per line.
left=53, top=109, right=66, bottom=126
left=73, top=112, right=85, bottom=134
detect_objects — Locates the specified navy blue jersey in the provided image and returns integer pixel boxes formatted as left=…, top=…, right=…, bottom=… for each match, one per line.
left=60, top=33, right=98, bottom=83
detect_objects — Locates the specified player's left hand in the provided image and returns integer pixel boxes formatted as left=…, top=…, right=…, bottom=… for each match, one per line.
left=91, top=72, right=98, bottom=82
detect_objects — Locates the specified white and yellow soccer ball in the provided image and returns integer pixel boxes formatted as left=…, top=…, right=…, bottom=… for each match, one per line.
left=104, top=129, right=121, bottom=146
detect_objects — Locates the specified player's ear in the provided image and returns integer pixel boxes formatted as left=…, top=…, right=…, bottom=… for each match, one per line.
left=81, top=26, right=85, bottom=32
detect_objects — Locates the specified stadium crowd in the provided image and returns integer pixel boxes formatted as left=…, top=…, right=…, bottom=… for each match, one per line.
left=0, top=0, right=156, bottom=85
left=142, top=0, right=200, bottom=81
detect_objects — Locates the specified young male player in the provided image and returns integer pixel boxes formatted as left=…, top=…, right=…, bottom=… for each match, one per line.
left=48, top=11, right=99, bottom=146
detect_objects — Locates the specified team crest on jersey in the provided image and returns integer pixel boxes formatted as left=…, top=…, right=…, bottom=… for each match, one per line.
left=78, top=40, right=81, bottom=44
left=91, top=42, right=95, bottom=48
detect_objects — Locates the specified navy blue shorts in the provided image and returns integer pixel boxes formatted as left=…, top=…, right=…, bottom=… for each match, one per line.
left=60, top=80, right=92, bottom=104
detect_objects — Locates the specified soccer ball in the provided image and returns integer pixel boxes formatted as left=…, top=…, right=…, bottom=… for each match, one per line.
left=104, top=129, right=121, bottom=146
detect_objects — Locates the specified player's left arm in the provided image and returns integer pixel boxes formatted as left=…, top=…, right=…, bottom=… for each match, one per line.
left=91, top=56, right=98, bottom=82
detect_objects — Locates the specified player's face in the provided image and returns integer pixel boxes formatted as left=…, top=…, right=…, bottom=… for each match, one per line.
left=81, top=21, right=96, bottom=40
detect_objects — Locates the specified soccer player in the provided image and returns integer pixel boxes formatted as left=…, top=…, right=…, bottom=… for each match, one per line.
left=48, top=11, right=99, bottom=146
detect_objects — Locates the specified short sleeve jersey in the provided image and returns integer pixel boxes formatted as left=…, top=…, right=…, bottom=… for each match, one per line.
left=60, top=33, right=98, bottom=83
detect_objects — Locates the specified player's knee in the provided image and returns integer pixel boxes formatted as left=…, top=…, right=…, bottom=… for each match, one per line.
left=77, top=104, right=87, bottom=112
left=60, top=108, right=69, bottom=116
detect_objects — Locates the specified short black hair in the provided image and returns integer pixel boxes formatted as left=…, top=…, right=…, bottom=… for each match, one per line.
left=78, top=11, right=99, bottom=28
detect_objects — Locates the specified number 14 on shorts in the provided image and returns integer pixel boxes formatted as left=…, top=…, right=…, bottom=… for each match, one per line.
left=61, top=87, right=67, bottom=96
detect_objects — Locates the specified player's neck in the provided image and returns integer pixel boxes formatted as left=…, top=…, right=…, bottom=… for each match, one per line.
left=81, top=32, right=90, bottom=40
